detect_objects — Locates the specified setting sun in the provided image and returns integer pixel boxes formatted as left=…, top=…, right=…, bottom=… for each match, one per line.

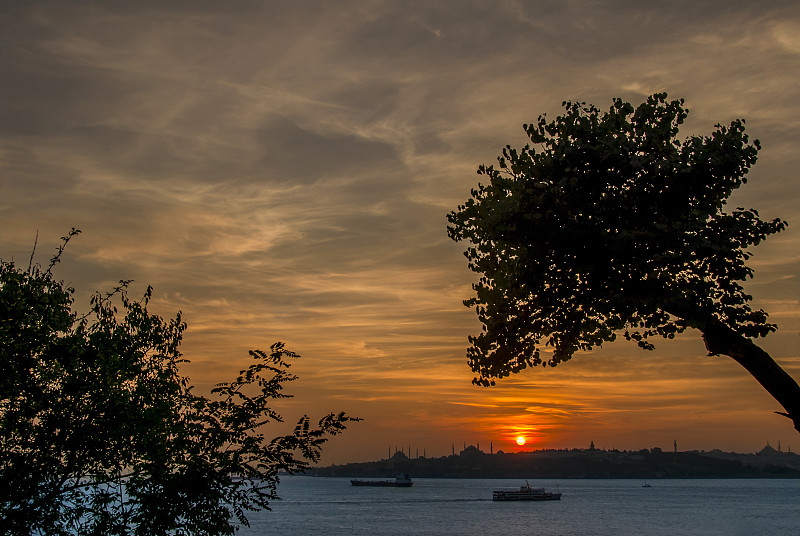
left=516, top=436, right=526, bottom=446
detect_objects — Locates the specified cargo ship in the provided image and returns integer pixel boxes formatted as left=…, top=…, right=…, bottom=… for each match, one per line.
left=350, top=474, right=413, bottom=487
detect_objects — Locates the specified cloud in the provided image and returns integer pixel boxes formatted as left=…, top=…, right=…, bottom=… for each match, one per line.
left=2, top=0, right=800, bottom=463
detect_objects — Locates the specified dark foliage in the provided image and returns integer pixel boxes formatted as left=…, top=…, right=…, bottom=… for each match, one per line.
left=0, top=229, right=355, bottom=535
left=447, top=94, right=800, bottom=431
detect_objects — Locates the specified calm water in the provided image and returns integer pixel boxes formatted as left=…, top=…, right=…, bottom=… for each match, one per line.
left=238, top=476, right=800, bottom=535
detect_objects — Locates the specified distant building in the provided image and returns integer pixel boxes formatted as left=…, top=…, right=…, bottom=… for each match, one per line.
left=758, top=442, right=778, bottom=456
left=460, top=444, right=484, bottom=456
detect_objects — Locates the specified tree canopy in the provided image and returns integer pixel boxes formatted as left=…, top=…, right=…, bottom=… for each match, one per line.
left=0, top=229, right=355, bottom=535
left=447, top=94, right=800, bottom=432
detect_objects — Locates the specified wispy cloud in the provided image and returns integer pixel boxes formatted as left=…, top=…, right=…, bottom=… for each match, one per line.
left=2, top=0, right=799, bottom=462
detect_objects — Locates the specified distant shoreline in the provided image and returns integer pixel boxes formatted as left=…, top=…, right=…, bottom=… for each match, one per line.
left=308, top=445, right=800, bottom=479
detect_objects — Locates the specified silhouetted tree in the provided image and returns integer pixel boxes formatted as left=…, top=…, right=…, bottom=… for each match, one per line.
left=447, top=94, right=800, bottom=433
left=0, top=229, right=355, bottom=535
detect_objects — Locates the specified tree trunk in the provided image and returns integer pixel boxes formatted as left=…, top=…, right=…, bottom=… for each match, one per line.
left=702, top=322, right=800, bottom=434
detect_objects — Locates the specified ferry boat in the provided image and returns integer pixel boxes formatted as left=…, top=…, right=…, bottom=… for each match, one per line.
left=492, top=481, right=561, bottom=501
left=350, top=474, right=413, bottom=487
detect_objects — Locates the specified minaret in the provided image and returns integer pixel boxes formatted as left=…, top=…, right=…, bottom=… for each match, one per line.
left=674, top=439, right=677, bottom=453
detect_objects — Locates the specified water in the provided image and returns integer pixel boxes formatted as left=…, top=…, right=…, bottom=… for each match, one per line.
left=238, top=477, right=800, bottom=535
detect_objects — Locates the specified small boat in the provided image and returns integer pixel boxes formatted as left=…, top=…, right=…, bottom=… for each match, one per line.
left=492, top=481, right=561, bottom=501
left=350, top=474, right=413, bottom=487
left=642, top=481, right=652, bottom=488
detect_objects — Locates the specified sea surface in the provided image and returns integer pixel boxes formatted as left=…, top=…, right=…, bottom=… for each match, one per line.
left=238, top=476, right=800, bottom=535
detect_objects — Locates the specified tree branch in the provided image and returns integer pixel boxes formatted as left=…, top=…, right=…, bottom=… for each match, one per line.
left=702, top=321, right=800, bottom=434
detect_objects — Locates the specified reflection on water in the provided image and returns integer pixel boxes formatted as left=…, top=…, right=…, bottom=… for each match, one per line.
left=238, top=477, right=800, bottom=536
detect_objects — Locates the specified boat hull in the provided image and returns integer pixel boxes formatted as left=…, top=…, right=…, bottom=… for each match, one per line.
left=492, top=482, right=561, bottom=501
left=350, top=480, right=413, bottom=487
left=492, top=491, right=561, bottom=501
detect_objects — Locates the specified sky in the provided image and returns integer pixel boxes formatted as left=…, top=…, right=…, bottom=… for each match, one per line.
left=1, top=1, right=799, bottom=464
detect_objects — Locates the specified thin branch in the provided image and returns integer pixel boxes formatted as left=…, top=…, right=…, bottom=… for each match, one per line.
left=27, top=230, right=39, bottom=274
left=46, top=228, right=81, bottom=274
